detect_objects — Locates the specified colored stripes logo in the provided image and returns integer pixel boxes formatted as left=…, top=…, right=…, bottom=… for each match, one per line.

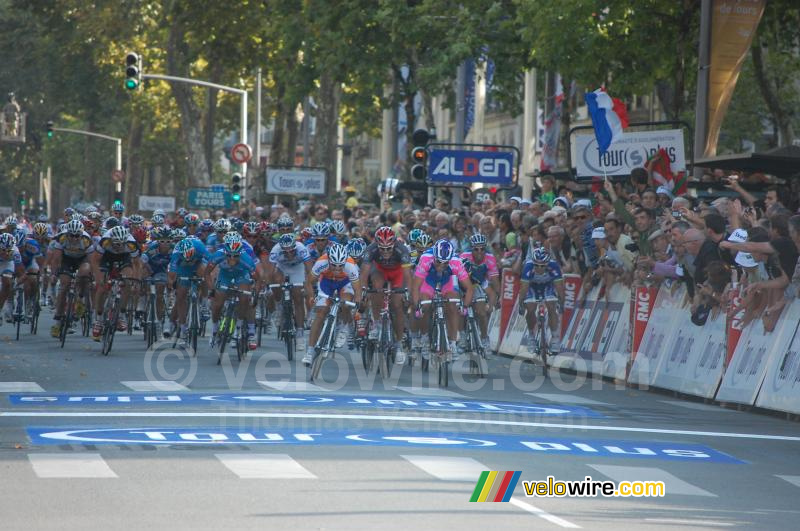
left=469, top=471, right=521, bottom=502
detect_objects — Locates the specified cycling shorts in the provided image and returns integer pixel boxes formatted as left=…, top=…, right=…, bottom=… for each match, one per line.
left=275, top=262, right=306, bottom=285
left=419, top=277, right=458, bottom=298
left=173, top=263, right=202, bottom=287
left=371, top=263, right=404, bottom=288
left=527, top=283, right=558, bottom=303
left=217, top=269, right=253, bottom=289
left=316, top=277, right=354, bottom=306
left=99, top=252, right=132, bottom=273
left=58, top=255, right=87, bottom=276
left=0, top=260, right=16, bottom=276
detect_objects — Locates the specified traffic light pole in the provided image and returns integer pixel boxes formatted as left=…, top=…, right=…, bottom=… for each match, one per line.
left=142, top=73, right=248, bottom=201
left=51, top=127, right=122, bottom=171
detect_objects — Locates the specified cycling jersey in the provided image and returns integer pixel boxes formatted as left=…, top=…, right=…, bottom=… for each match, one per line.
left=96, top=230, right=140, bottom=257
left=204, top=232, right=224, bottom=253
left=210, top=249, right=257, bottom=288
left=19, top=238, right=43, bottom=270
left=415, top=254, right=468, bottom=296
left=311, top=254, right=359, bottom=302
left=268, top=241, right=311, bottom=268
left=459, top=251, right=499, bottom=285
left=521, top=259, right=562, bottom=301
left=169, top=238, right=210, bottom=278
left=364, top=242, right=411, bottom=270
left=141, top=241, right=173, bottom=277
left=0, top=246, right=22, bottom=275
left=52, top=231, right=94, bottom=258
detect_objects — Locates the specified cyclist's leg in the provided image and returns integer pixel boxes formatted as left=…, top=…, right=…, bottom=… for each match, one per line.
left=474, top=300, right=489, bottom=338
left=545, top=299, right=560, bottom=352
left=0, top=262, right=13, bottom=310
left=368, top=266, right=385, bottom=337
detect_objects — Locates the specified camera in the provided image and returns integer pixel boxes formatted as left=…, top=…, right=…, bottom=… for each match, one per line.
left=672, top=210, right=682, bottom=219
left=624, top=242, right=639, bottom=253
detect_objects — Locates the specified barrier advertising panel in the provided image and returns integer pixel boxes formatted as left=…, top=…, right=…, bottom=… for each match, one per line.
left=651, top=309, right=699, bottom=392
left=601, top=285, right=633, bottom=381
left=754, top=302, right=800, bottom=414
left=680, top=310, right=728, bottom=399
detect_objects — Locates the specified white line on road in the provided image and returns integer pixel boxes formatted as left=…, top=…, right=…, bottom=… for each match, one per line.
left=216, top=453, right=317, bottom=479
left=509, top=498, right=581, bottom=528
left=526, top=393, right=609, bottom=405
left=257, top=381, right=329, bottom=392
left=777, top=475, right=800, bottom=488
left=644, top=519, right=734, bottom=527
left=0, top=382, right=44, bottom=392
left=401, top=455, right=487, bottom=481
left=5, top=411, right=800, bottom=442
left=28, top=453, right=117, bottom=478
left=589, top=464, right=716, bottom=497
left=121, top=381, right=189, bottom=392
left=394, top=386, right=466, bottom=398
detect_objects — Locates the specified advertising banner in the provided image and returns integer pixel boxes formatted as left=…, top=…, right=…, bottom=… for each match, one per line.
left=755, top=302, right=800, bottom=414
left=631, top=285, right=659, bottom=361
left=574, top=129, right=686, bottom=178
left=266, top=167, right=326, bottom=195
left=561, top=274, right=582, bottom=333
left=680, top=310, right=730, bottom=399
left=726, top=285, right=746, bottom=365
left=428, top=149, right=514, bottom=186
left=498, top=270, right=520, bottom=343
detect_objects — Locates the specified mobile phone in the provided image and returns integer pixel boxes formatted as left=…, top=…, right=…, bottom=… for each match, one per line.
left=671, top=210, right=682, bottom=219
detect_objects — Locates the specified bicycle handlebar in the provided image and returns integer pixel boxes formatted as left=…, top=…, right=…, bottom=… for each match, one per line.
left=267, top=282, right=304, bottom=288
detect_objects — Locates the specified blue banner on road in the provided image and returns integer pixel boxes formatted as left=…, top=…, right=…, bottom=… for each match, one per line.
left=8, top=393, right=602, bottom=417
left=25, top=427, right=743, bottom=462
left=428, top=149, right=514, bottom=185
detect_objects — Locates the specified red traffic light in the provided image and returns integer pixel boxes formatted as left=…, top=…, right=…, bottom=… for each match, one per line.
left=489, top=187, right=498, bottom=194
left=411, top=146, right=426, bottom=162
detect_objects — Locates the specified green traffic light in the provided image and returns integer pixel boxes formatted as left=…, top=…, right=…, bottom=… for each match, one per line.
left=125, top=79, right=138, bottom=90
left=47, top=131, right=53, bottom=138
left=232, top=194, right=241, bottom=202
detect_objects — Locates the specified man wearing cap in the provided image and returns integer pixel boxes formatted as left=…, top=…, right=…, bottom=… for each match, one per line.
left=656, top=186, right=673, bottom=209
left=591, top=226, right=626, bottom=289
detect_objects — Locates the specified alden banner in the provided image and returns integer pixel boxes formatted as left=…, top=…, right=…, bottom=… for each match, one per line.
left=705, top=0, right=765, bottom=156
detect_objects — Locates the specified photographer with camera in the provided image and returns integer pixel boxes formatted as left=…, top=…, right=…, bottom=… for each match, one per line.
left=604, top=177, right=657, bottom=257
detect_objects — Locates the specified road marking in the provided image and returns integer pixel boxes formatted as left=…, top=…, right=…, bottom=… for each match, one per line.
left=216, top=453, right=316, bottom=479
left=644, top=519, right=734, bottom=527
left=527, top=393, right=609, bottom=405
left=401, top=455, right=487, bottom=481
left=659, top=400, right=732, bottom=413
left=28, top=453, right=117, bottom=478
left=509, top=498, right=581, bottom=528
left=588, top=464, right=716, bottom=497
left=0, top=382, right=44, bottom=393
left=257, top=381, right=328, bottom=392
left=121, top=381, right=189, bottom=392
left=6, top=411, right=800, bottom=442
left=394, top=386, right=466, bottom=398
left=777, top=475, right=800, bottom=488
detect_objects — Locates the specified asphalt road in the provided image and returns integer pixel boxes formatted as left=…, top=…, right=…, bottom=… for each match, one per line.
left=1, top=311, right=799, bottom=530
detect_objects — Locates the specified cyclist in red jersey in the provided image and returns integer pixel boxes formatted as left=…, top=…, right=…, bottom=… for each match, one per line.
left=360, top=226, right=412, bottom=364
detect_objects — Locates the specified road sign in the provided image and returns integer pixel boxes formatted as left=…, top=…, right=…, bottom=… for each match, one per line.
left=187, top=188, right=233, bottom=209
left=428, top=148, right=514, bottom=186
left=111, top=169, right=125, bottom=182
left=138, top=195, right=175, bottom=212
left=230, top=143, right=252, bottom=164
left=266, top=167, right=326, bottom=195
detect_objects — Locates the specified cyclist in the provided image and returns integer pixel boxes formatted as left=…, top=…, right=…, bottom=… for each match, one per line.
left=411, top=239, right=474, bottom=362
left=31, top=223, right=54, bottom=306
left=89, top=225, right=141, bottom=340
left=0, top=233, right=23, bottom=325
left=167, top=237, right=210, bottom=345
left=308, top=222, right=331, bottom=261
left=196, top=219, right=215, bottom=243
left=413, top=233, right=433, bottom=265
left=13, top=227, right=43, bottom=318
left=128, top=215, right=148, bottom=247
left=330, top=220, right=348, bottom=245
left=519, top=247, right=564, bottom=354
left=49, top=220, right=94, bottom=337
left=206, top=238, right=258, bottom=351
left=361, top=226, right=412, bottom=365
left=303, top=243, right=362, bottom=365
left=140, top=226, right=174, bottom=338
left=184, top=213, right=201, bottom=236
left=276, top=216, right=294, bottom=236
left=205, top=219, right=231, bottom=254
left=345, top=238, right=367, bottom=267
left=265, top=233, right=313, bottom=352
left=110, top=201, right=127, bottom=224
left=459, top=233, right=500, bottom=350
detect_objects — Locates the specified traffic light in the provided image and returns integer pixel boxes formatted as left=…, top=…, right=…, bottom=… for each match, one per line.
left=125, top=52, right=141, bottom=90
left=18, top=191, right=26, bottom=207
left=410, top=128, right=432, bottom=181
left=231, top=173, right=242, bottom=202
left=46, top=121, right=54, bottom=138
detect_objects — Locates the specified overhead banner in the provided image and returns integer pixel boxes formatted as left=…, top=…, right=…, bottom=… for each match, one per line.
left=705, top=0, right=766, bottom=156
left=428, top=148, right=514, bottom=186
left=574, top=129, right=686, bottom=178
left=266, top=167, right=326, bottom=196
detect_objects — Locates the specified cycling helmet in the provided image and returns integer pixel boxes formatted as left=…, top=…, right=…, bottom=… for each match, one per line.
left=199, top=219, right=214, bottom=232
left=109, top=225, right=129, bottom=243
left=171, top=228, right=187, bottom=241
left=111, top=202, right=125, bottom=213
left=242, top=222, right=259, bottom=238
left=327, top=243, right=348, bottom=266
left=128, top=214, right=145, bottom=226
left=153, top=209, right=166, bottom=217
left=223, top=240, right=243, bottom=256
left=432, top=239, right=454, bottom=262
left=33, top=223, right=50, bottom=237
left=330, top=220, right=347, bottom=235
left=233, top=220, right=245, bottom=234
left=175, top=239, right=196, bottom=260
left=151, top=214, right=165, bottom=226
left=258, top=221, right=273, bottom=235
left=278, top=233, right=295, bottom=250
left=66, top=219, right=84, bottom=235
left=176, top=207, right=188, bottom=218
left=37, top=214, right=49, bottom=223
left=151, top=226, right=171, bottom=241
left=87, top=211, right=102, bottom=222
left=276, top=216, right=294, bottom=230
left=0, top=233, right=15, bottom=250
left=214, top=219, right=231, bottom=233
left=300, top=227, right=313, bottom=241
left=70, top=213, right=83, bottom=222
left=532, top=247, right=551, bottom=265
left=184, top=213, right=200, bottom=225
left=310, top=222, right=331, bottom=238
left=375, top=226, right=396, bottom=247
left=408, top=228, right=424, bottom=244
left=469, top=233, right=487, bottom=247
left=223, top=231, right=242, bottom=245
left=13, top=228, right=27, bottom=246
left=85, top=205, right=98, bottom=214
left=104, top=217, right=120, bottom=229
left=63, top=208, right=75, bottom=218
left=346, top=238, right=366, bottom=260
left=416, top=233, right=432, bottom=248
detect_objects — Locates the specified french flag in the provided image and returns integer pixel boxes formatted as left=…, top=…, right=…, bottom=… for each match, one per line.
left=584, top=88, right=629, bottom=155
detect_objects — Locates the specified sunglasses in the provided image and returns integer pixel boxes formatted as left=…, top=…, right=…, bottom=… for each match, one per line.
left=378, top=245, right=393, bottom=251
left=575, top=214, right=589, bottom=220
left=472, top=246, right=485, bottom=251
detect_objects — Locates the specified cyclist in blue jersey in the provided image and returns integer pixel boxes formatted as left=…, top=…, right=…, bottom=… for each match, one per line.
left=167, top=237, right=210, bottom=343
left=0, top=233, right=23, bottom=323
left=13, top=227, right=43, bottom=314
left=307, top=222, right=331, bottom=261
left=519, top=247, right=564, bottom=353
left=205, top=219, right=231, bottom=254
left=330, top=220, right=349, bottom=245
left=140, top=226, right=173, bottom=337
left=205, top=238, right=258, bottom=350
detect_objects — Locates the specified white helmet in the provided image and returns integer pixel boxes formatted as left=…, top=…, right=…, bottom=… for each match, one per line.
left=66, top=220, right=84, bottom=235
left=109, top=226, right=129, bottom=243
left=327, top=243, right=348, bottom=266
